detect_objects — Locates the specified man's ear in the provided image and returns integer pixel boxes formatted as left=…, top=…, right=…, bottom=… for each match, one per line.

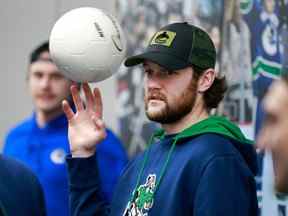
left=197, top=68, right=216, bottom=93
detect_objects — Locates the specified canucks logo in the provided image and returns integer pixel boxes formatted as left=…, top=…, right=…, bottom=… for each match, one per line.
left=123, top=174, right=156, bottom=216
left=155, top=32, right=169, bottom=44
left=262, top=23, right=278, bottom=56
left=150, top=31, right=176, bottom=47
left=260, top=10, right=280, bottom=57
left=240, top=0, right=253, bottom=14
left=50, top=148, right=66, bottom=164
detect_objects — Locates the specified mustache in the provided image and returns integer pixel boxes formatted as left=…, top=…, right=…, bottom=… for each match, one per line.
left=36, top=93, right=55, bottom=97
left=146, top=90, right=166, bottom=101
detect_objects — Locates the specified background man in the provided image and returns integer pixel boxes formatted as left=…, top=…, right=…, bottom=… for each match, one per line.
left=3, top=41, right=128, bottom=216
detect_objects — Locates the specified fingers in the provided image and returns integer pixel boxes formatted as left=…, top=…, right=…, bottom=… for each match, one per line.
left=92, top=115, right=106, bottom=139
left=62, top=100, right=75, bottom=121
left=71, top=84, right=84, bottom=111
left=70, top=83, right=103, bottom=120
left=82, top=83, right=95, bottom=111
left=93, top=87, right=103, bottom=119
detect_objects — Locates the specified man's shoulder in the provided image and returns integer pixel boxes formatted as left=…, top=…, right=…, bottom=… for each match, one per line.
left=6, top=117, right=34, bottom=138
left=182, top=133, right=240, bottom=162
left=187, top=133, right=236, bottom=150
left=4, top=118, right=34, bottom=151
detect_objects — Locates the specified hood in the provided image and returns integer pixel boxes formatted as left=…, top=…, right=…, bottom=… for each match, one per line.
left=153, top=116, right=258, bottom=175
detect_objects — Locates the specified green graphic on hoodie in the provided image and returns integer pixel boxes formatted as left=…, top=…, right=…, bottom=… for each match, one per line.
left=123, top=174, right=156, bottom=216
left=135, top=174, right=155, bottom=210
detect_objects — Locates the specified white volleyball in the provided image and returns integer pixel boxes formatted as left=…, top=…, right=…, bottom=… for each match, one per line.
left=49, top=7, right=126, bottom=82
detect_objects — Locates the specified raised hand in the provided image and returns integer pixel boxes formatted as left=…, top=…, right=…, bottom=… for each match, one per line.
left=62, top=83, right=106, bottom=158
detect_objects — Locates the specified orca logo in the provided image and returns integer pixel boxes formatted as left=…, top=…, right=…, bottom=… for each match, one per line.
left=240, top=0, right=253, bottom=14
left=155, top=31, right=170, bottom=44
left=262, top=24, right=278, bottom=56
left=150, top=30, right=176, bottom=47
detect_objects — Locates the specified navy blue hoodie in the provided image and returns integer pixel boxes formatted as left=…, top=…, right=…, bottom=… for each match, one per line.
left=67, top=116, right=258, bottom=215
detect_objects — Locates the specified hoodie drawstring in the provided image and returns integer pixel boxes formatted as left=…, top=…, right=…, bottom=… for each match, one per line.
left=130, top=134, right=178, bottom=203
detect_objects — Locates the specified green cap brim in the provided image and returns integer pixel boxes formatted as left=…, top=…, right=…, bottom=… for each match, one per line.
left=124, top=51, right=189, bottom=71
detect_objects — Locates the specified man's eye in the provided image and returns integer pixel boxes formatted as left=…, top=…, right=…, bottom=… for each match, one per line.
left=167, top=70, right=176, bottom=75
left=33, top=72, right=43, bottom=79
left=51, top=73, right=64, bottom=80
left=144, top=69, right=153, bottom=76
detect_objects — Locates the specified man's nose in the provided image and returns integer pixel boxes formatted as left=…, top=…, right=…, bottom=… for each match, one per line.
left=146, top=75, right=162, bottom=89
left=39, top=77, right=51, bottom=88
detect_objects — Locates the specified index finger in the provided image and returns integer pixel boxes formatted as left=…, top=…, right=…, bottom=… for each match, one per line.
left=83, top=82, right=95, bottom=111
left=71, top=84, right=84, bottom=112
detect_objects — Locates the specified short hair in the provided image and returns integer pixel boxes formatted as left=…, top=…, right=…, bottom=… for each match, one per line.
left=29, top=41, right=49, bottom=64
left=192, top=65, right=227, bottom=111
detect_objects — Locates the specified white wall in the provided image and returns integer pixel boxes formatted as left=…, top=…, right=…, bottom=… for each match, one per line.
left=0, top=0, right=118, bottom=148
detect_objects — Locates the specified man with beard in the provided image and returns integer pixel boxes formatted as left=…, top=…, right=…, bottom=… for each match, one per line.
left=64, top=22, right=258, bottom=215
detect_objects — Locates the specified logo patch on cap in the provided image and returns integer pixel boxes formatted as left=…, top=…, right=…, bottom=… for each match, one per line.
left=150, top=31, right=176, bottom=47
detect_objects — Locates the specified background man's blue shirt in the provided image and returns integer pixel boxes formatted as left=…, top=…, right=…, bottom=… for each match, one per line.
left=3, top=113, right=128, bottom=216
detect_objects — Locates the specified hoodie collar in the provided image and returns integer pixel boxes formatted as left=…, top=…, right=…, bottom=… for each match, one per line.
left=153, top=116, right=253, bottom=145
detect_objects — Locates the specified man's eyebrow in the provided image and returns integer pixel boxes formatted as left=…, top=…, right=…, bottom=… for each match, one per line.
left=31, top=58, right=53, bottom=64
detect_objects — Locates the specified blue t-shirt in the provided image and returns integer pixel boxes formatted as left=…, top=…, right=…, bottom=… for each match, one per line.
left=3, top=113, right=128, bottom=216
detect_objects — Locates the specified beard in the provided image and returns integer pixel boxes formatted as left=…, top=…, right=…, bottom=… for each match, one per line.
left=144, top=77, right=197, bottom=124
